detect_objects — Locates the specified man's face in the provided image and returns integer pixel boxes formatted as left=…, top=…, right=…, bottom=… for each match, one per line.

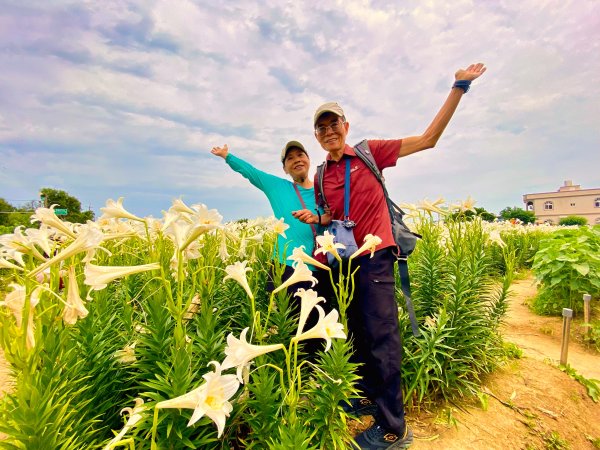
left=283, top=148, right=310, bottom=179
left=314, top=112, right=349, bottom=153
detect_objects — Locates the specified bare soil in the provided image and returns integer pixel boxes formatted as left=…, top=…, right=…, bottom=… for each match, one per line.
left=1, top=276, right=599, bottom=449
left=359, top=276, right=600, bottom=449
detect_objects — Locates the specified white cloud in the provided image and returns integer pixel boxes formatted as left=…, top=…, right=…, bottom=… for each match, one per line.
left=1, top=0, right=599, bottom=221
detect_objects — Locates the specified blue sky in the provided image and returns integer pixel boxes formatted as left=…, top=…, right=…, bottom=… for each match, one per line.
left=1, top=0, right=599, bottom=221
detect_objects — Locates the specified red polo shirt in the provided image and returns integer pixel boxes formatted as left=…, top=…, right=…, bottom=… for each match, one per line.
left=315, top=139, right=402, bottom=255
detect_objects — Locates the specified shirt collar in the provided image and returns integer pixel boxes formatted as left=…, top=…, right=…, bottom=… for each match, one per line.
left=325, top=144, right=355, bottom=162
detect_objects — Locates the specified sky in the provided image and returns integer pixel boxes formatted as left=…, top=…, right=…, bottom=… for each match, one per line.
left=1, top=0, right=599, bottom=222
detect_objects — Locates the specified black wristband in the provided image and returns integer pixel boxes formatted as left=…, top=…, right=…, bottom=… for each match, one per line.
left=452, top=79, right=471, bottom=93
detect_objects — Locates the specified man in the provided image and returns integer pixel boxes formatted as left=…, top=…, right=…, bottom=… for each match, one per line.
left=297, top=63, right=486, bottom=449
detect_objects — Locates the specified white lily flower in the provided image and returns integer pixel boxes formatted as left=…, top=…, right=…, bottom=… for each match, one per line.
left=450, top=195, right=477, bottom=213
left=218, top=231, right=230, bottom=260
left=84, top=262, right=160, bottom=291
left=314, top=230, right=345, bottom=260
left=63, top=265, right=89, bottom=325
left=223, top=261, right=254, bottom=300
left=288, top=246, right=330, bottom=271
left=272, top=260, right=317, bottom=294
left=0, top=257, right=24, bottom=271
left=24, top=227, right=57, bottom=259
left=292, top=306, right=346, bottom=352
left=114, top=342, right=137, bottom=364
left=272, top=217, right=289, bottom=238
left=221, top=327, right=284, bottom=383
left=416, top=198, right=446, bottom=215
left=30, top=205, right=77, bottom=238
left=487, top=229, right=506, bottom=248
left=3, top=227, right=46, bottom=261
left=104, top=398, right=146, bottom=450
left=350, top=234, right=382, bottom=259
left=156, top=361, right=240, bottom=437
left=29, top=225, right=104, bottom=277
left=100, top=197, right=145, bottom=222
left=294, top=288, right=325, bottom=336
left=0, top=283, right=41, bottom=349
left=170, top=198, right=197, bottom=215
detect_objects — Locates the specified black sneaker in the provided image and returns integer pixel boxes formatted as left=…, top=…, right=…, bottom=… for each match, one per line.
left=341, top=397, right=378, bottom=417
left=353, top=424, right=413, bottom=449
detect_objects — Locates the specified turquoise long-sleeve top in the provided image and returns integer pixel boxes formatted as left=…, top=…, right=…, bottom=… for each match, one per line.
left=226, top=153, right=317, bottom=267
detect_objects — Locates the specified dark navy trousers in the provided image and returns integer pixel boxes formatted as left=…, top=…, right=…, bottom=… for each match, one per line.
left=347, top=247, right=406, bottom=434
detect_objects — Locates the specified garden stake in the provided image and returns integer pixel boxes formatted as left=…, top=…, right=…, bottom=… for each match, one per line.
left=583, top=294, right=591, bottom=337
left=560, top=308, right=573, bottom=365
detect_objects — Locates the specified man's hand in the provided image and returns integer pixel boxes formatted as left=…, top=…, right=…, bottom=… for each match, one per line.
left=211, top=145, right=229, bottom=159
left=455, top=63, right=486, bottom=81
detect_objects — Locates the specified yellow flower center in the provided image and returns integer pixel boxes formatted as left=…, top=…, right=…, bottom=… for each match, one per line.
left=205, top=394, right=223, bottom=410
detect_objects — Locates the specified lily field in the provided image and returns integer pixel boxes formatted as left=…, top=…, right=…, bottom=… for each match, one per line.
left=0, top=197, right=595, bottom=449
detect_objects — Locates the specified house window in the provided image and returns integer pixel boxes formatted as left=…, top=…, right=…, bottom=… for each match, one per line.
left=526, top=201, right=534, bottom=211
left=596, top=197, right=600, bottom=208
left=596, top=217, right=600, bottom=224
left=570, top=202, right=576, bottom=207
left=544, top=201, right=554, bottom=210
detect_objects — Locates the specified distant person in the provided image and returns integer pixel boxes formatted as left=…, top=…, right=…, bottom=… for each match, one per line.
left=296, top=63, right=487, bottom=449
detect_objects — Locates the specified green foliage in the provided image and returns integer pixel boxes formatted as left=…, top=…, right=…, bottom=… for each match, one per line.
left=449, top=206, right=497, bottom=222
left=559, top=215, right=587, bottom=226
left=543, top=431, right=570, bottom=450
left=0, top=225, right=14, bottom=235
left=500, top=206, right=536, bottom=224
left=39, top=187, right=94, bottom=223
left=0, top=207, right=524, bottom=448
left=583, top=321, right=600, bottom=352
left=0, top=197, right=15, bottom=226
left=0, top=197, right=35, bottom=229
left=503, top=342, right=524, bottom=359
left=559, top=364, right=600, bottom=403
left=402, top=218, right=514, bottom=405
left=532, top=226, right=600, bottom=314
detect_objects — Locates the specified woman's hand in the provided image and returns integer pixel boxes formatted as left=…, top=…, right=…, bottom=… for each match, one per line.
left=211, top=144, right=229, bottom=159
left=292, top=209, right=318, bottom=224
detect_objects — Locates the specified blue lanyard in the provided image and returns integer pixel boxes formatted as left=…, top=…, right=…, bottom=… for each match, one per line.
left=344, top=158, right=350, bottom=220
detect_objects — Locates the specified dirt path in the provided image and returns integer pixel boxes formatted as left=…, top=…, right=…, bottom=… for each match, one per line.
left=502, top=276, right=600, bottom=380
left=406, top=276, right=600, bottom=449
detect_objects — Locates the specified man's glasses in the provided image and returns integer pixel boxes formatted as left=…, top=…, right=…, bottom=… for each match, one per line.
left=315, top=120, right=344, bottom=136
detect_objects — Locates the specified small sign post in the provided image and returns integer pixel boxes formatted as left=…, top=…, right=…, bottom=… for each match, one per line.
left=583, top=294, right=592, bottom=338
left=560, top=308, right=573, bottom=365
left=54, top=209, right=68, bottom=216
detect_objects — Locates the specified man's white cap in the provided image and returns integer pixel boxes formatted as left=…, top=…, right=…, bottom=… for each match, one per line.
left=313, top=102, right=345, bottom=126
left=280, top=140, right=308, bottom=162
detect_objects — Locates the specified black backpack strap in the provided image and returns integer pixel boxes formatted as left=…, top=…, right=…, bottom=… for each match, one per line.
left=398, top=257, right=421, bottom=337
left=316, top=162, right=328, bottom=210
left=354, top=139, right=421, bottom=337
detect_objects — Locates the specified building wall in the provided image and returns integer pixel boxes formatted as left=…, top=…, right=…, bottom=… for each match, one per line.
left=523, top=181, right=600, bottom=225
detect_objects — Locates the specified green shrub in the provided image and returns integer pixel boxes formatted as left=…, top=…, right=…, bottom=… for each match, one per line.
left=532, top=226, right=600, bottom=315
left=402, top=217, right=515, bottom=405
left=559, top=215, right=588, bottom=226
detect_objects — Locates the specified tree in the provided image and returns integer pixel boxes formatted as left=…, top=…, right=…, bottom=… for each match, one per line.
left=450, top=206, right=497, bottom=222
left=39, top=188, right=95, bottom=224
left=499, top=206, right=536, bottom=224
left=0, top=197, right=15, bottom=226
